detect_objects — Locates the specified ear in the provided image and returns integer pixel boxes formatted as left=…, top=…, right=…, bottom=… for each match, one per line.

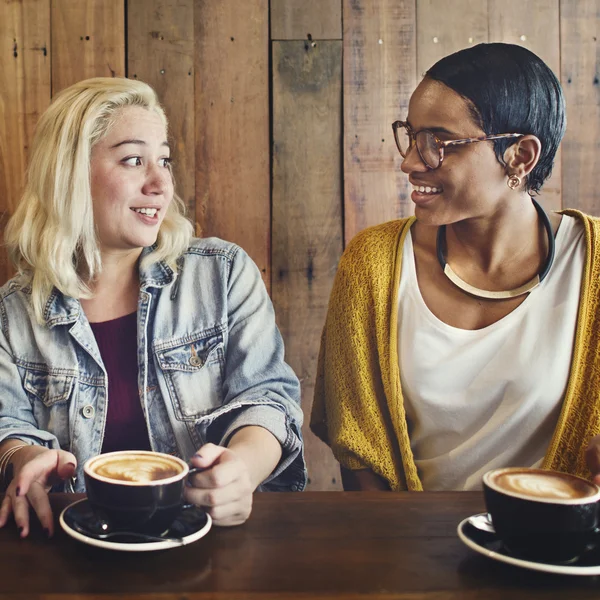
left=502, top=135, right=542, bottom=178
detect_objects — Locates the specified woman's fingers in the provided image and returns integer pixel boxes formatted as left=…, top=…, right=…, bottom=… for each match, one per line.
left=187, top=445, right=253, bottom=526
left=0, top=494, right=13, bottom=528
left=185, top=475, right=245, bottom=508
left=0, top=449, right=77, bottom=537
left=26, top=481, right=55, bottom=537
left=185, top=482, right=252, bottom=526
left=189, top=446, right=244, bottom=490
left=3, top=481, right=54, bottom=538
left=205, top=496, right=252, bottom=526
left=15, top=449, right=76, bottom=497
left=10, top=490, right=32, bottom=537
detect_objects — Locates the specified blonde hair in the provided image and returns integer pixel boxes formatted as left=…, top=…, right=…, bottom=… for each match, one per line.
left=5, top=77, right=193, bottom=324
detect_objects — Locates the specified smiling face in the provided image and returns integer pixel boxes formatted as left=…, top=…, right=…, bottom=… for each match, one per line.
left=90, top=106, right=173, bottom=256
left=400, top=78, right=511, bottom=226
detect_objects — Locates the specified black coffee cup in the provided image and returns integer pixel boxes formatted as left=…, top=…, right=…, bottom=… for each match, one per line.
left=84, top=450, right=195, bottom=535
left=483, top=467, right=600, bottom=563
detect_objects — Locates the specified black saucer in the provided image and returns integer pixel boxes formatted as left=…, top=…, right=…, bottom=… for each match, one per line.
left=457, top=513, right=600, bottom=576
left=60, top=498, right=212, bottom=552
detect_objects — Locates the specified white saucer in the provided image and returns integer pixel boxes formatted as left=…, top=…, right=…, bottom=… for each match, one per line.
left=60, top=498, right=212, bottom=552
left=457, top=513, right=600, bottom=576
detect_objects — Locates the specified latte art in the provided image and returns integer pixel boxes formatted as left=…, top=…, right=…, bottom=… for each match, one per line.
left=494, top=471, right=596, bottom=500
left=91, top=454, right=183, bottom=483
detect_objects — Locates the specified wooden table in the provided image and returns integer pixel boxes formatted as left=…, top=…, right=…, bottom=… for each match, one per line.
left=0, top=491, right=599, bottom=599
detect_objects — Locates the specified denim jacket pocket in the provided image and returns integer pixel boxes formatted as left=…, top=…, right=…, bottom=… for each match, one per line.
left=23, top=368, right=75, bottom=408
left=155, top=329, right=225, bottom=420
left=21, top=367, right=75, bottom=449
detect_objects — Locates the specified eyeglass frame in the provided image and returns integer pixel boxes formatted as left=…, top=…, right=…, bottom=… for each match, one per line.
left=391, top=120, right=524, bottom=170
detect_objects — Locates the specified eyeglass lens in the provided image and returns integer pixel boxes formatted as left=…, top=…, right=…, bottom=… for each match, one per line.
left=395, top=125, right=441, bottom=169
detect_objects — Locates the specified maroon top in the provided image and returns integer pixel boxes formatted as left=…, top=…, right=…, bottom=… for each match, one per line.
left=89, top=312, right=152, bottom=454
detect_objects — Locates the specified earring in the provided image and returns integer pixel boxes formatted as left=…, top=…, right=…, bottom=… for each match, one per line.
left=507, top=174, right=521, bottom=190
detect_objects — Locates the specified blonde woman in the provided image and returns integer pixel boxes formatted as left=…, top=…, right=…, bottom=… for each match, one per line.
left=0, top=78, right=305, bottom=537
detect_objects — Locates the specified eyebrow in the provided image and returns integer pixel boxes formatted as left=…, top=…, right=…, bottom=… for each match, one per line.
left=110, top=139, right=170, bottom=150
left=405, top=120, right=457, bottom=137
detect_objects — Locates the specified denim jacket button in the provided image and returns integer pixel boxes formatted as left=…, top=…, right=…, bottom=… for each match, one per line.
left=189, top=356, right=202, bottom=367
left=82, top=405, right=95, bottom=419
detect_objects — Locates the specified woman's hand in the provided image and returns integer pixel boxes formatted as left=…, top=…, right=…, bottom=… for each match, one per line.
left=185, top=426, right=283, bottom=526
left=585, top=434, right=600, bottom=485
left=0, top=447, right=77, bottom=538
left=185, top=443, right=253, bottom=526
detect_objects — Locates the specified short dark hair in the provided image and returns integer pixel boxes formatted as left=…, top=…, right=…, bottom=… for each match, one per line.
left=425, top=43, right=566, bottom=194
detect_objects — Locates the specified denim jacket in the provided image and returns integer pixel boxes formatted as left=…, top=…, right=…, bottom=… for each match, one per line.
left=0, top=238, right=306, bottom=492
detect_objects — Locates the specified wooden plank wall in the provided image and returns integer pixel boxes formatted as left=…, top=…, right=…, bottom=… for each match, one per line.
left=0, top=0, right=51, bottom=284
left=0, top=0, right=598, bottom=491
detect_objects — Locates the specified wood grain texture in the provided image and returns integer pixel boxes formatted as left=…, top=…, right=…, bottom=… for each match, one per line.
left=416, top=0, right=487, bottom=77
left=127, top=0, right=195, bottom=221
left=3, top=492, right=600, bottom=598
left=194, top=0, right=270, bottom=286
left=51, top=0, right=125, bottom=94
left=0, top=0, right=51, bottom=285
left=272, top=40, right=343, bottom=490
left=560, top=0, right=600, bottom=215
left=343, top=0, right=417, bottom=244
left=489, top=0, right=562, bottom=211
left=271, top=0, right=342, bottom=40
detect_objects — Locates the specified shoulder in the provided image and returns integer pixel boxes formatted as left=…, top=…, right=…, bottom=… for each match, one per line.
left=559, top=210, right=600, bottom=257
left=0, top=274, right=30, bottom=310
left=0, top=275, right=33, bottom=335
left=183, top=237, right=242, bottom=263
left=559, top=209, right=600, bottom=229
left=339, top=218, right=413, bottom=273
left=179, top=238, right=260, bottom=283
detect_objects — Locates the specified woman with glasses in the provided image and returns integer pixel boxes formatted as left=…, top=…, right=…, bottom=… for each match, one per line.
left=311, top=43, right=600, bottom=491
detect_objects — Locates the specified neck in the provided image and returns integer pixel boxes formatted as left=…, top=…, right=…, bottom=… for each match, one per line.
left=446, top=194, right=540, bottom=273
left=435, top=197, right=556, bottom=300
left=81, top=249, right=141, bottom=322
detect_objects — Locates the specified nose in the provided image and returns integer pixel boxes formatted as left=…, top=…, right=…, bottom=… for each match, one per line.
left=400, top=144, right=429, bottom=175
left=143, top=162, right=171, bottom=195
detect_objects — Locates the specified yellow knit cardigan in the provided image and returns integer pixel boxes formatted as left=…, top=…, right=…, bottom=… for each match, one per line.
left=311, top=211, right=600, bottom=491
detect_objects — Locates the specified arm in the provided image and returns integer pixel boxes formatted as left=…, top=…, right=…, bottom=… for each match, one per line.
left=200, top=246, right=305, bottom=491
left=0, top=313, right=76, bottom=537
left=310, top=223, right=411, bottom=491
left=185, top=247, right=305, bottom=524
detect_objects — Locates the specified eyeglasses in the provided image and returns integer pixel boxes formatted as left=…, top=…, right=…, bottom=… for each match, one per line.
left=391, top=120, right=523, bottom=170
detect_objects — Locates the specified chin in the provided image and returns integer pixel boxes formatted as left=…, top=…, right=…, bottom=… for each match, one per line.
left=413, top=206, right=446, bottom=227
left=125, top=235, right=159, bottom=250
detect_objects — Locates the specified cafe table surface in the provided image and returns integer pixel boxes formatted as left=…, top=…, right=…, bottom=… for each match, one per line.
left=0, top=491, right=599, bottom=599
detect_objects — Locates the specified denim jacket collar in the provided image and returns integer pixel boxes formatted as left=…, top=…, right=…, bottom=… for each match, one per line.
left=43, top=248, right=176, bottom=327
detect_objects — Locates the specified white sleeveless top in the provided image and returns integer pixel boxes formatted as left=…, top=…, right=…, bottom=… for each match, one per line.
left=398, top=215, right=585, bottom=490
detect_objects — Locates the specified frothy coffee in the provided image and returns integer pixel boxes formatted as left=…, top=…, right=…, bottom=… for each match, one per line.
left=492, top=470, right=597, bottom=501
left=89, top=452, right=184, bottom=484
